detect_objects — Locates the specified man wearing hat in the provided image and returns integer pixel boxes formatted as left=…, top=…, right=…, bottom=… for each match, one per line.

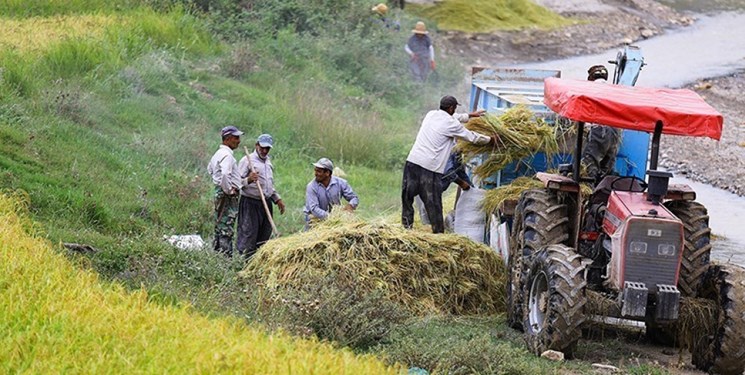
left=303, top=157, right=359, bottom=229
left=405, top=21, right=435, bottom=82
left=236, top=133, right=286, bottom=259
left=581, top=64, right=622, bottom=182
left=207, top=125, right=245, bottom=256
left=371, top=3, right=400, bottom=31
left=402, top=95, right=494, bottom=233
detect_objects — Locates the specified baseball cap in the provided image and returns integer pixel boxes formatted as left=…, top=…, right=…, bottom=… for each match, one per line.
left=257, top=134, right=273, bottom=148
left=221, top=125, right=243, bottom=138
left=313, top=157, right=334, bottom=172
left=439, top=95, right=460, bottom=108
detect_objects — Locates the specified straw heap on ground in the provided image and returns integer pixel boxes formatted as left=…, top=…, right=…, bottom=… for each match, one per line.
left=242, top=221, right=508, bottom=316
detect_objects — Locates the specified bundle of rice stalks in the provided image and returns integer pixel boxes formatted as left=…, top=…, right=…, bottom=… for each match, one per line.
left=241, top=221, right=507, bottom=316
left=481, top=177, right=543, bottom=215
left=456, top=106, right=559, bottom=180
left=676, top=296, right=718, bottom=349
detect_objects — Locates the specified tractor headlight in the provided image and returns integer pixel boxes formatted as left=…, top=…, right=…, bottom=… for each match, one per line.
left=658, top=244, right=676, bottom=256
left=630, top=241, right=648, bottom=254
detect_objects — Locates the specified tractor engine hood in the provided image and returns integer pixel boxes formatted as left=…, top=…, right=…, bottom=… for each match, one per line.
left=603, top=191, right=684, bottom=292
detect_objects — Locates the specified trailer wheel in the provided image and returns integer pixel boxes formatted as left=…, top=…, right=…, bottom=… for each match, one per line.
left=691, top=264, right=745, bottom=375
left=507, top=189, right=569, bottom=329
left=523, top=244, right=587, bottom=357
left=664, top=201, right=712, bottom=297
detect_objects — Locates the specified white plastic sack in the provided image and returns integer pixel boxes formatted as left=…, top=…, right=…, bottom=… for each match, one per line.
left=454, top=187, right=486, bottom=242
left=164, top=234, right=205, bottom=250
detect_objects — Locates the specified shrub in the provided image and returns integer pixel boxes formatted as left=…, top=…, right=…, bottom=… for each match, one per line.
left=256, top=275, right=409, bottom=351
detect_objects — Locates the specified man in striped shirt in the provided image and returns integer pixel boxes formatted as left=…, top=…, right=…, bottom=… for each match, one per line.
left=237, top=133, right=285, bottom=259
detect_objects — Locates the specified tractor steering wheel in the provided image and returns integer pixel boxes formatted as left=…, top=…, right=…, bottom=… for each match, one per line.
left=610, top=175, right=647, bottom=192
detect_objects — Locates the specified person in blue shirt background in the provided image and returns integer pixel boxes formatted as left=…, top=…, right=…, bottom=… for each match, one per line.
left=304, top=158, right=359, bottom=229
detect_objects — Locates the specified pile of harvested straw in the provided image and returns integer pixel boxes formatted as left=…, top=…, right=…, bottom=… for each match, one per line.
left=456, top=106, right=559, bottom=180
left=481, top=177, right=543, bottom=215
left=241, top=221, right=507, bottom=316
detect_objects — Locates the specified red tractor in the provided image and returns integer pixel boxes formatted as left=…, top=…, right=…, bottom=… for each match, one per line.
left=507, top=77, right=745, bottom=374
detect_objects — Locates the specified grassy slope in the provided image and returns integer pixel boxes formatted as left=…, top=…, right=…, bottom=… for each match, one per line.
left=0, top=193, right=397, bottom=373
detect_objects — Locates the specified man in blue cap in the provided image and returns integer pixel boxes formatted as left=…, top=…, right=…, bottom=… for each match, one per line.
left=207, top=125, right=244, bottom=256
left=237, top=133, right=286, bottom=259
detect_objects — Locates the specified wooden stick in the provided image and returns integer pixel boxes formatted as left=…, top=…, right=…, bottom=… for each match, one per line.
left=243, top=146, right=280, bottom=236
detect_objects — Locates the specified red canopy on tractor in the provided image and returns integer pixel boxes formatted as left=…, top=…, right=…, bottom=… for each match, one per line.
left=543, top=77, right=723, bottom=140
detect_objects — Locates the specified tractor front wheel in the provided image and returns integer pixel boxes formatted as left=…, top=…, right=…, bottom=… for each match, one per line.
left=523, top=244, right=588, bottom=357
left=691, top=264, right=745, bottom=375
left=507, top=189, right=569, bottom=330
left=664, top=200, right=711, bottom=297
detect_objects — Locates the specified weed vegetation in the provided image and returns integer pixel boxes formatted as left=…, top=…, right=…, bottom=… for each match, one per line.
left=0, top=0, right=666, bottom=373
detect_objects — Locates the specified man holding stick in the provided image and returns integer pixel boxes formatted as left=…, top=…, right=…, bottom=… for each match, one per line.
left=237, top=133, right=285, bottom=259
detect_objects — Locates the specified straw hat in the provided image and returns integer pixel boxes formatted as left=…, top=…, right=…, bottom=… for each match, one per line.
left=371, top=3, right=388, bottom=15
left=412, top=21, right=428, bottom=34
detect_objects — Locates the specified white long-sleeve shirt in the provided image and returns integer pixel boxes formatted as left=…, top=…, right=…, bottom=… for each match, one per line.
left=207, top=145, right=241, bottom=194
left=406, top=110, right=490, bottom=174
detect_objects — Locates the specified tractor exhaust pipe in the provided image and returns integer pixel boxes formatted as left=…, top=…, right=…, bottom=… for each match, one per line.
left=647, top=170, right=673, bottom=205
left=646, top=120, right=671, bottom=205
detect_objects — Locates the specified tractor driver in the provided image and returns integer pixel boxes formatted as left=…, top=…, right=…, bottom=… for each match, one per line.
left=581, top=65, right=623, bottom=183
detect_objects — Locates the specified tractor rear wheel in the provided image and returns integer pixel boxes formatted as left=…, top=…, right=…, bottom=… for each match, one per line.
left=691, top=264, right=745, bottom=375
left=664, top=200, right=711, bottom=297
left=507, top=189, right=569, bottom=329
left=523, top=244, right=587, bottom=357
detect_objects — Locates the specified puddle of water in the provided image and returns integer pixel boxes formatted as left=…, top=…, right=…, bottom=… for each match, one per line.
left=670, top=175, right=745, bottom=265
left=658, top=0, right=745, bottom=13
left=522, top=12, right=745, bottom=88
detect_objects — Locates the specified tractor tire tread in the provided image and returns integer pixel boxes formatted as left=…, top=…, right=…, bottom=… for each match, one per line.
left=524, top=244, right=587, bottom=357
left=664, top=200, right=711, bottom=297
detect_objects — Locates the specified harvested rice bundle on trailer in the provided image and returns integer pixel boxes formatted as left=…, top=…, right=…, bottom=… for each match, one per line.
left=456, top=106, right=560, bottom=182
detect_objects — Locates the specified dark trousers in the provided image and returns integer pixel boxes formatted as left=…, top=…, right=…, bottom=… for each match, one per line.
left=237, top=196, right=273, bottom=259
left=402, top=161, right=444, bottom=233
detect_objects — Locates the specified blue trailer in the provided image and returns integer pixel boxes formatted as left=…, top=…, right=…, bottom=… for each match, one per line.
left=461, top=46, right=650, bottom=259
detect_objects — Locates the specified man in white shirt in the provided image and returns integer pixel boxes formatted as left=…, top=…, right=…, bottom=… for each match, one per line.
left=403, top=95, right=494, bottom=233
left=207, top=125, right=244, bottom=256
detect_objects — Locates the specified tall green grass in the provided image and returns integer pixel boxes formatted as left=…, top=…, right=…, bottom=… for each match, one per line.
left=0, top=0, right=158, bottom=17
left=0, top=8, right=218, bottom=96
left=407, top=0, right=572, bottom=33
